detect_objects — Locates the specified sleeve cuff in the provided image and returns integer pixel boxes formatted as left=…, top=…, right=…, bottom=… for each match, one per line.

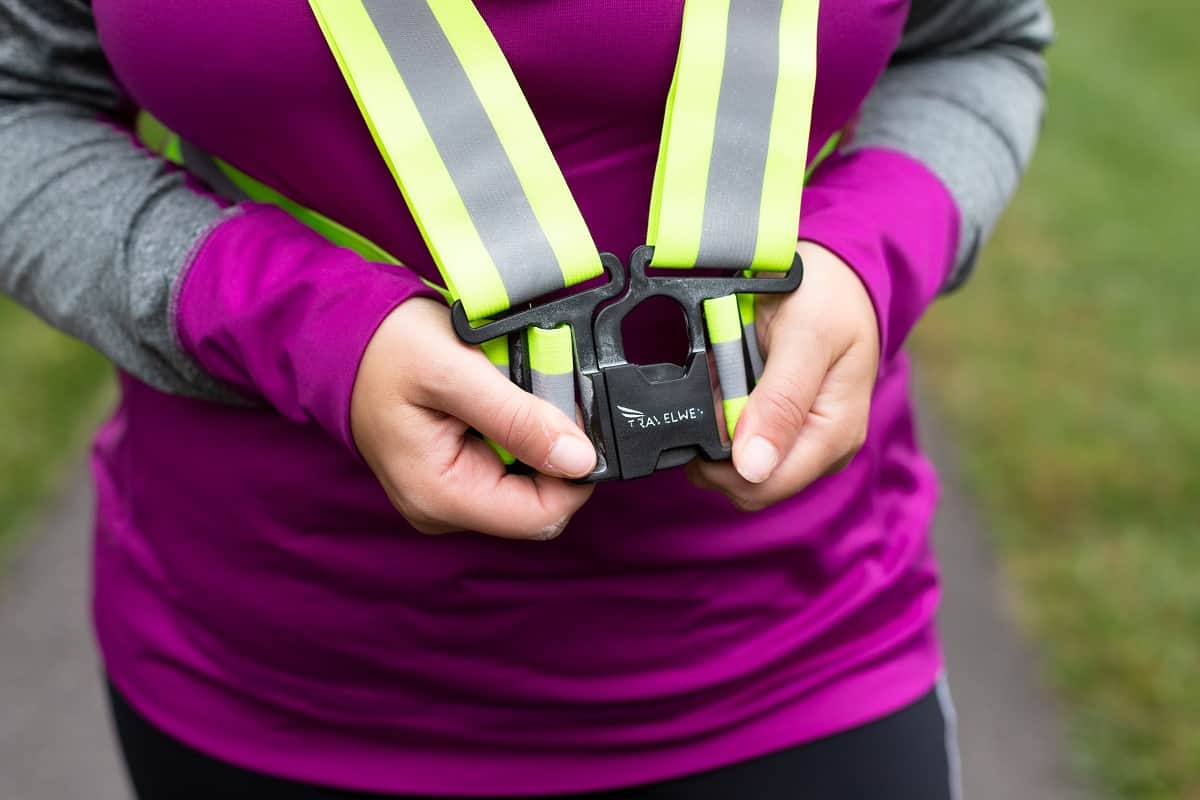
left=797, top=147, right=961, bottom=361
left=174, top=203, right=441, bottom=452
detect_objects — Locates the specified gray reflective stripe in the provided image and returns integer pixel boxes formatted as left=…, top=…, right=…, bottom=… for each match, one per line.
left=935, top=675, right=964, bottom=800
left=361, top=0, right=563, bottom=305
left=743, top=321, right=765, bottom=380
left=494, top=361, right=511, bottom=379
left=711, top=339, right=749, bottom=401
left=530, top=370, right=576, bottom=421
left=180, top=140, right=250, bottom=203
left=695, top=0, right=783, bottom=269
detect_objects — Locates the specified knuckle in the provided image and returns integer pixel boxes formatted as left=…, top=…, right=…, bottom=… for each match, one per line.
left=391, top=494, right=427, bottom=525
left=730, top=491, right=768, bottom=514
left=825, top=434, right=864, bottom=479
left=811, top=324, right=838, bottom=360
left=531, top=514, right=570, bottom=542
left=497, top=393, right=541, bottom=454
left=394, top=483, right=446, bottom=528
left=815, top=434, right=843, bottom=467
left=389, top=493, right=427, bottom=527
left=818, top=439, right=856, bottom=476
left=419, top=353, right=481, bottom=402
left=412, top=358, right=455, bottom=404
left=409, top=363, right=434, bottom=396
left=832, top=420, right=868, bottom=460
left=759, top=382, right=809, bottom=433
left=527, top=491, right=569, bottom=524
left=823, top=452, right=855, bottom=477
left=409, top=517, right=447, bottom=536
left=849, top=423, right=868, bottom=453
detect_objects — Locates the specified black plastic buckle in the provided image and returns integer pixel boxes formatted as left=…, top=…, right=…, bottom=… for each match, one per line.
left=452, top=246, right=803, bottom=481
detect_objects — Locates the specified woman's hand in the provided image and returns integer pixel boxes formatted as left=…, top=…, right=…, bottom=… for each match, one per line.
left=350, top=297, right=596, bottom=540
left=688, top=242, right=881, bottom=511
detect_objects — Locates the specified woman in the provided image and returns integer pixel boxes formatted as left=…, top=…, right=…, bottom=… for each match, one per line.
left=0, top=1, right=1051, bottom=798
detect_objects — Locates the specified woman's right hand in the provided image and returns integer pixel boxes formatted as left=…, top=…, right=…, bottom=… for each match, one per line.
left=350, top=296, right=596, bottom=540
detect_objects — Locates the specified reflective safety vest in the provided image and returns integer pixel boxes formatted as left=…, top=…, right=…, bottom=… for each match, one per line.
left=139, top=0, right=833, bottom=481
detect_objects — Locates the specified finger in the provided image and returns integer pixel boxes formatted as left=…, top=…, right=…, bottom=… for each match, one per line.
left=731, top=316, right=832, bottom=484
left=419, top=344, right=596, bottom=479
left=401, top=434, right=595, bottom=539
left=685, top=458, right=724, bottom=493
left=693, top=349, right=874, bottom=510
left=687, top=459, right=749, bottom=509
left=693, top=411, right=852, bottom=511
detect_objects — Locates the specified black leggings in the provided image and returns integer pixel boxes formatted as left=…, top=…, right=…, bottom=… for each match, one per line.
left=109, top=682, right=958, bottom=800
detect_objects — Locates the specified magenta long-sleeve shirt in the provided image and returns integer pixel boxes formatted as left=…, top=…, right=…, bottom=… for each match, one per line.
left=90, top=1, right=959, bottom=795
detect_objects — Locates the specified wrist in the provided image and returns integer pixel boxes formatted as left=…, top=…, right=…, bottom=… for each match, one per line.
left=797, top=147, right=959, bottom=361
left=766, top=242, right=879, bottom=368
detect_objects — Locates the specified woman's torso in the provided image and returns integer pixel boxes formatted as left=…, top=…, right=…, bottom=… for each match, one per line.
left=88, top=2, right=943, bottom=794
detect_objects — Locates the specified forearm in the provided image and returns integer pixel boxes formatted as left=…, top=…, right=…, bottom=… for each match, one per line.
left=799, top=149, right=959, bottom=362
left=0, top=98, right=436, bottom=446
left=794, top=0, right=1051, bottom=362
left=847, top=0, right=1053, bottom=289
left=0, top=0, right=438, bottom=448
left=0, top=0, right=239, bottom=401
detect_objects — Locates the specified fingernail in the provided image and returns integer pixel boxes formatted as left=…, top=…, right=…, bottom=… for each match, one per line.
left=547, top=436, right=595, bottom=477
left=737, top=436, right=779, bottom=484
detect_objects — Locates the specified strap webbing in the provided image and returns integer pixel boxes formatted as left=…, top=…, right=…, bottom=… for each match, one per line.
left=527, top=325, right=577, bottom=422
left=142, top=1, right=825, bottom=463
left=308, top=0, right=603, bottom=322
left=704, top=295, right=751, bottom=436
left=137, top=112, right=418, bottom=274
left=648, top=0, right=819, bottom=272
left=737, top=292, right=766, bottom=380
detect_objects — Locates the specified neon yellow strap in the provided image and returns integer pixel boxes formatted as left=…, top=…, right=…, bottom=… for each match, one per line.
left=703, top=295, right=751, bottom=437
left=727, top=129, right=840, bottom=388
left=475, top=334, right=517, bottom=465
left=307, top=0, right=603, bottom=321
left=137, top=113, right=444, bottom=289
left=735, top=292, right=766, bottom=381
left=527, top=325, right=576, bottom=422
left=648, top=0, right=819, bottom=272
left=479, top=335, right=510, bottom=374
left=143, top=1, right=830, bottom=467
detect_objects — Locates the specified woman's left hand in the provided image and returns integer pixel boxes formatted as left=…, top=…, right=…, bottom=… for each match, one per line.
left=687, top=241, right=881, bottom=511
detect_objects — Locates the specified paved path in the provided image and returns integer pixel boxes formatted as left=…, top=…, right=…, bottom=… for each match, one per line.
left=1, top=402, right=1098, bottom=799
left=0, top=470, right=128, bottom=800
left=916, top=393, right=1099, bottom=800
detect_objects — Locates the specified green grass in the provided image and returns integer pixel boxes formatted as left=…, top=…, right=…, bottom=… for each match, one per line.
left=912, top=1, right=1200, bottom=797
left=0, top=297, right=112, bottom=554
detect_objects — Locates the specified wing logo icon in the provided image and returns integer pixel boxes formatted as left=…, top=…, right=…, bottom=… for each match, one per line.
left=617, top=405, right=646, bottom=421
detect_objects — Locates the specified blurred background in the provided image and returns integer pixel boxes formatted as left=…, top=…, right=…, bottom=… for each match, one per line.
left=912, top=0, right=1198, bottom=795
left=1, top=0, right=1197, bottom=798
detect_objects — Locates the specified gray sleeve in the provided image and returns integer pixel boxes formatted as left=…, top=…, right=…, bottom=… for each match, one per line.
left=0, top=0, right=243, bottom=402
left=846, top=0, right=1054, bottom=290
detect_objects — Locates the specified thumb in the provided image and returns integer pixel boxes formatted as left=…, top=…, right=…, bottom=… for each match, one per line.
left=427, top=349, right=597, bottom=479
left=731, top=321, right=831, bottom=484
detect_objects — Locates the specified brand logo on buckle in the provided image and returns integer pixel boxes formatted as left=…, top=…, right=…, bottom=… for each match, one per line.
left=617, top=404, right=706, bottom=430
